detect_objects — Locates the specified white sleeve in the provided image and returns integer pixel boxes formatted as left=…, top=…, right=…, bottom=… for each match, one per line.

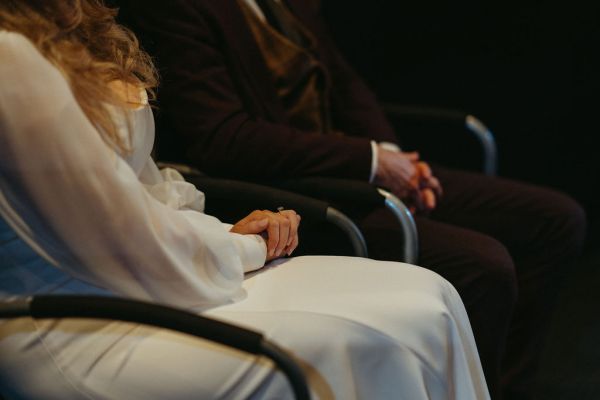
left=139, top=159, right=267, bottom=273
left=138, top=160, right=207, bottom=212
left=0, top=32, right=266, bottom=310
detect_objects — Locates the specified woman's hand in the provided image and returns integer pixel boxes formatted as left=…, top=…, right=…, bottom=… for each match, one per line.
left=230, top=209, right=301, bottom=261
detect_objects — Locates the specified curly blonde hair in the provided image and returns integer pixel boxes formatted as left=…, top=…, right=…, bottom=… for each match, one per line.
left=0, top=0, right=158, bottom=152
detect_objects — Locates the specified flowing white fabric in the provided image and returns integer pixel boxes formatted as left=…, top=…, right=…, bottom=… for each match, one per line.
left=0, top=31, right=489, bottom=399
left=0, top=31, right=266, bottom=310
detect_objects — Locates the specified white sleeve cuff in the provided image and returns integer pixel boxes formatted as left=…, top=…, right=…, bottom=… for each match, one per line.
left=369, top=140, right=378, bottom=183
left=223, top=223, right=268, bottom=273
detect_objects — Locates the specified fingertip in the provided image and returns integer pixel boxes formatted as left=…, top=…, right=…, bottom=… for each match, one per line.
left=424, top=190, right=436, bottom=209
left=287, top=242, right=298, bottom=256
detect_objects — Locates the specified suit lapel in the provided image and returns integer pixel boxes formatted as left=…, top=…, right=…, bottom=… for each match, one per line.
left=207, top=0, right=286, bottom=121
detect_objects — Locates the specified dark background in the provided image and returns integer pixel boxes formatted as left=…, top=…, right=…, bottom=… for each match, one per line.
left=322, top=1, right=600, bottom=240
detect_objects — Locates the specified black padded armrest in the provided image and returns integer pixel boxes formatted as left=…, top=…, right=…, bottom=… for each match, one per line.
left=272, top=177, right=385, bottom=214
left=188, top=176, right=368, bottom=257
left=382, top=103, right=497, bottom=175
left=0, top=295, right=310, bottom=400
left=158, top=162, right=330, bottom=221
left=189, top=176, right=329, bottom=222
left=382, top=104, right=468, bottom=124
left=155, top=164, right=368, bottom=257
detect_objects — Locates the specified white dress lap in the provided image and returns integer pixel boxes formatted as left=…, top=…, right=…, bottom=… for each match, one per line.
left=0, top=31, right=489, bottom=399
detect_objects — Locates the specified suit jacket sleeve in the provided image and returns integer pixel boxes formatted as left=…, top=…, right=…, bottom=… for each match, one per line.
left=124, top=0, right=374, bottom=181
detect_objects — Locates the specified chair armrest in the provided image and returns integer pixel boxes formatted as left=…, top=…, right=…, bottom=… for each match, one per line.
left=377, top=188, right=419, bottom=264
left=0, top=295, right=311, bottom=400
left=189, top=176, right=368, bottom=257
left=156, top=164, right=416, bottom=262
left=156, top=163, right=367, bottom=257
left=272, top=177, right=419, bottom=264
left=382, top=103, right=498, bottom=176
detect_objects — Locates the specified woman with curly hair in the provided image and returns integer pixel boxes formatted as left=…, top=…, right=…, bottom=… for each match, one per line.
left=0, top=1, right=489, bottom=398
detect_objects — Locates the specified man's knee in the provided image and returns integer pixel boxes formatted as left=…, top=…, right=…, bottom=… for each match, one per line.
left=544, top=191, right=587, bottom=247
left=461, top=235, right=518, bottom=307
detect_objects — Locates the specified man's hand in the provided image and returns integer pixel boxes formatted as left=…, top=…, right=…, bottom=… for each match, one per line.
left=374, top=147, right=442, bottom=214
left=413, top=161, right=443, bottom=213
left=230, top=209, right=301, bottom=261
left=374, top=148, right=421, bottom=200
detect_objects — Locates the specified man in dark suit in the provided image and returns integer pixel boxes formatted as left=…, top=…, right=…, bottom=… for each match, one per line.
left=120, top=1, right=586, bottom=398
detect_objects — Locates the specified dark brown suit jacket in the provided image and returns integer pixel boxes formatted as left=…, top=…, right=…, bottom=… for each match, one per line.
left=120, top=0, right=398, bottom=180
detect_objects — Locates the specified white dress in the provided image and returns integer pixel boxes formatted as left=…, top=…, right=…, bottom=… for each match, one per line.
left=0, top=31, right=489, bottom=399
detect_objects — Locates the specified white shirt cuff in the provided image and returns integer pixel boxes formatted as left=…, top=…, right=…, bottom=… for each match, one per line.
left=369, top=140, right=378, bottom=183
left=380, top=141, right=401, bottom=152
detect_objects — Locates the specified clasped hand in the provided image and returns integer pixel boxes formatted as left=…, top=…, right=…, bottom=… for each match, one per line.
left=230, top=209, right=301, bottom=261
left=374, top=147, right=443, bottom=214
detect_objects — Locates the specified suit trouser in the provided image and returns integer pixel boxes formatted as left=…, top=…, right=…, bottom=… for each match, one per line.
left=359, top=166, right=586, bottom=400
